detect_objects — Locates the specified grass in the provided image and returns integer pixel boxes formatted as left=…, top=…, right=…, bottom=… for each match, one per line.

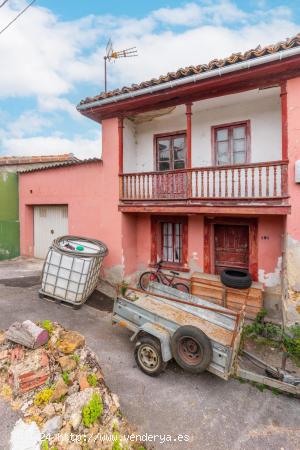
left=72, top=353, right=80, bottom=364
left=34, top=387, right=54, bottom=406
left=82, top=393, right=103, bottom=427
left=40, top=320, right=54, bottom=335
left=62, top=371, right=70, bottom=385
left=87, top=373, right=98, bottom=387
left=242, top=310, right=300, bottom=366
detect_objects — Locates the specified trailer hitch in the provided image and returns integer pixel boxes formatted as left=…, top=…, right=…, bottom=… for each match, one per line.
left=242, top=350, right=300, bottom=386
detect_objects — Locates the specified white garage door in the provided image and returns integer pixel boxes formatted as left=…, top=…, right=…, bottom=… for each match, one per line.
left=34, top=205, right=68, bottom=259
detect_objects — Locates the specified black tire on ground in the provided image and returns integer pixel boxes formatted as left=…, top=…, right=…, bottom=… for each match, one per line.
left=139, top=271, right=160, bottom=291
left=220, top=268, right=252, bottom=289
left=172, top=282, right=190, bottom=293
left=171, top=325, right=212, bottom=373
left=134, top=335, right=167, bottom=377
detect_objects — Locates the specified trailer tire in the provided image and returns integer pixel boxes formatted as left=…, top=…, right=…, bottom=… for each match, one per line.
left=171, top=326, right=212, bottom=373
left=220, top=268, right=252, bottom=289
left=134, top=335, right=167, bottom=377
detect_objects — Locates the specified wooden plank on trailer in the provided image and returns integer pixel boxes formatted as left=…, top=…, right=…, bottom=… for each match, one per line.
left=136, top=294, right=234, bottom=347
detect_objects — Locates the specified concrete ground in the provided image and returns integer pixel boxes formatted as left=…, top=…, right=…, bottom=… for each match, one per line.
left=0, top=259, right=300, bottom=450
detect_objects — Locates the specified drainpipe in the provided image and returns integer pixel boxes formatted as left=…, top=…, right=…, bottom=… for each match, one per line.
left=77, top=46, right=300, bottom=111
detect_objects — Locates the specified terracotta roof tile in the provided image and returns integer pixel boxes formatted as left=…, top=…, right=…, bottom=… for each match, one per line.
left=18, top=158, right=101, bottom=173
left=79, top=33, right=300, bottom=106
left=0, top=153, right=77, bottom=166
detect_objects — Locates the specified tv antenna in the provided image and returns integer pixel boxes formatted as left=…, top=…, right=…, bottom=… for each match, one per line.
left=104, top=39, right=138, bottom=92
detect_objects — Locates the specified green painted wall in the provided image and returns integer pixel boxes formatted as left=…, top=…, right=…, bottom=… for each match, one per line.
left=0, top=172, right=20, bottom=260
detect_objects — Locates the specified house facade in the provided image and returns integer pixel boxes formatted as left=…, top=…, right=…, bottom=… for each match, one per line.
left=76, top=34, right=300, bottom=325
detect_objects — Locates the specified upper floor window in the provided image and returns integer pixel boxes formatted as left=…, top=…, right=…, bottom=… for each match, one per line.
left=213, top=121, right=250, bottom=166
left=156, top=132, right=186, bottom=171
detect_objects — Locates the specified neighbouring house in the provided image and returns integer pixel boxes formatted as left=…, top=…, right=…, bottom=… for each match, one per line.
left=20, top=33, right=300, bottom=325
left=0, top=154, right=77, bottom=260
left=19, top=158, right=102, bottom=258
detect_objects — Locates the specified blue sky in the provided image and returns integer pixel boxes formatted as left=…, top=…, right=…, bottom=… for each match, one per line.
left=0, top=0, right=299, bottom=158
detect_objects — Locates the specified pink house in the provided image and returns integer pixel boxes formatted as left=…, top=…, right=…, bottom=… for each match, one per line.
left=20, top=34, right=300, bottom=324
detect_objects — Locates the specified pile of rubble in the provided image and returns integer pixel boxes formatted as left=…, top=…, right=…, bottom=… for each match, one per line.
left=0, top=320, right=143, bottom=450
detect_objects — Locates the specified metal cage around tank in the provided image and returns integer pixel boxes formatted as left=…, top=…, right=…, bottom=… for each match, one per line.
left=40, top=235, right=108, bottom=305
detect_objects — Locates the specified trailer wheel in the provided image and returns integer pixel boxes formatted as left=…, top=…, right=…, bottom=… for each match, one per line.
left=171, top=326, right=212, bottom=373
left=134, top=335, right=167, bottom=377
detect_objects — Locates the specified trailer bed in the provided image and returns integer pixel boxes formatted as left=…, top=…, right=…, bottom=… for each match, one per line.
left=134, top=295, right=234, bottom=347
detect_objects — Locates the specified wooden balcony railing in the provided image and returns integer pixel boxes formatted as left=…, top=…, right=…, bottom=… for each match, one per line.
left=120, top=161, right=288, bottom=204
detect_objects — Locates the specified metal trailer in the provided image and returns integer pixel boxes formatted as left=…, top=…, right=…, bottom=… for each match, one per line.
left=112, top=282, right=300, bottom=395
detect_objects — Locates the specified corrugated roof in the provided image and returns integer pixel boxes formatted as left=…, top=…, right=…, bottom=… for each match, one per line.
left=0, top=153, right=77, bottom=166
left=18, top=158, right=101, bottom=173
left=78, top=33, right=300, bottom=107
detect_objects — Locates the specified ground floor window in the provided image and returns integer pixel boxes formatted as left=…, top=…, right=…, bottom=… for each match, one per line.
left=151, top=216, right=188, bottom=269
left=162, top=222, right=183, bottom=263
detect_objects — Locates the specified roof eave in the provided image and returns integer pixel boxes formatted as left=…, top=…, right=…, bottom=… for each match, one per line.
left=77, top=46, right=300, bottom=122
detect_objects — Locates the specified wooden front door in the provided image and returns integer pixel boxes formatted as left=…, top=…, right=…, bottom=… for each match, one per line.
left=214, top=224, right=249, bottom=274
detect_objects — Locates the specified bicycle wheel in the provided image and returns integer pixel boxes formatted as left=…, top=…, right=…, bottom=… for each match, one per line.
left=139, top=272, right=160, bottom=291
left=173, top=282, right=190, bottom=293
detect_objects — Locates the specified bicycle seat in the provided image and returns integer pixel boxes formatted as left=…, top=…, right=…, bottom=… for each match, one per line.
left=170, top=270, right=180, bottom=276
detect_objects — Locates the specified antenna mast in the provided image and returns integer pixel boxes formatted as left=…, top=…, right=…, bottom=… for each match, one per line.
left=104, top=39, right=138, bottom=93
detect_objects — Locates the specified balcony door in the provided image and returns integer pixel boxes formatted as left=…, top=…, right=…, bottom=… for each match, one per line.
left=155, top=132, right=187, bottom=198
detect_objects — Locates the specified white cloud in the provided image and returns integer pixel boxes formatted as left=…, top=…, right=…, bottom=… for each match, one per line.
left=37, top=96, right=81, bottom=120
left=0, top=3, right=103, bottom=98
left=152, top=1, right=247, bottom=27
left=0, top=1, right=297, bottom=100
left=4, top=111, right=51, bottom=138
left=1, top=133, right=101, bottom=159
left=0, top=1, right=299, bottom=159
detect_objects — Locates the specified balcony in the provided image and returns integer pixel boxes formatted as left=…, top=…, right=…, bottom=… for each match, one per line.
left=119, top=160, right=289, bottom=211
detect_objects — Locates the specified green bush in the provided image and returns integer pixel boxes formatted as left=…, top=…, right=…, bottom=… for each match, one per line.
left=34, top=387, right=54, bottom=406
left=41, top=440, right=49, bottom=450
left=112, top=431, right=122, bottom=450
left=72, top=353, right=80, bottom=364
left=41, top=320, right=54, bottom=335
left=243, top=311, right=300, bottom=365
left=283, top=324, right=300, bottom=360
left=62, top=371, right=70, bottom=385
left=82, top=393, right=103, bottom=427
left=87, top=373, right=97, bottom=387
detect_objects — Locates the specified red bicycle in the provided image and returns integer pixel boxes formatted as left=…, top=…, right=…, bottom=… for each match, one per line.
left=139, top=260, right=190, bottom=293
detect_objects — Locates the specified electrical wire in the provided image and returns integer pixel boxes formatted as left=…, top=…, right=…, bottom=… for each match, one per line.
left=0, top=0, right=9, bottom=9
left=0, top=0, right=36, bottom=36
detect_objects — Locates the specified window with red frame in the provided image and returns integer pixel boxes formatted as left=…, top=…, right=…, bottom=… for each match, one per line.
left=162, top=222, right=183, bottom=263
left=156, top=133, right=186, bottom=171
left=213, top=121, right=250, bottom=166
left=151, top=216, right=188, bottom=268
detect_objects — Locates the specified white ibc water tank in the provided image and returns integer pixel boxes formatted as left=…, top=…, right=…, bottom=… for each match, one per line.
left=40, top=235, right=108, bottom=305
left=295, top=160, right=300, bottom=183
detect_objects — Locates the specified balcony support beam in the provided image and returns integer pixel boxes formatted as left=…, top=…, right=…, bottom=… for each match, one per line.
left=118, top=117, right=124, bottom=174
left=281, top=81, right=288, bottom=161
left=186, top=103, right=193, bottom=168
